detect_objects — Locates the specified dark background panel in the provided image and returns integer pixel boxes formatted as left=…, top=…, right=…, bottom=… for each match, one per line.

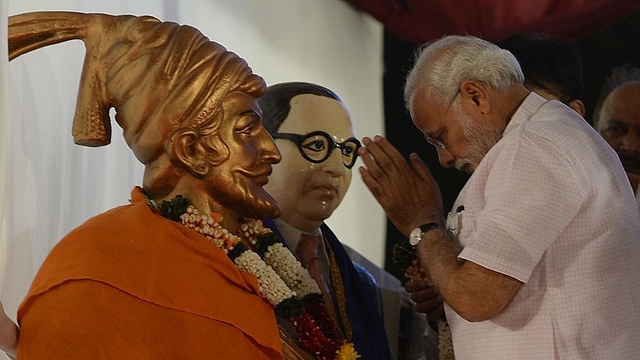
left=576, top=8, right=640, bottom=123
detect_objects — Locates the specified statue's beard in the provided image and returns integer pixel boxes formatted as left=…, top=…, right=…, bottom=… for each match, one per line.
left=238, top=188, right=281, bottom=220
left=211, top=174, right=281, bottom=220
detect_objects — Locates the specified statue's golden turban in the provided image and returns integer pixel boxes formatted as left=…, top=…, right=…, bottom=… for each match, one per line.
left=9, top=11, right=266, bottom=164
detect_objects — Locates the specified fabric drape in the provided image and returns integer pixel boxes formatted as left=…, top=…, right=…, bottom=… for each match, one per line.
left=344, top=0, right=640, bottom=44
left=17, top=187, right=281, bottom=359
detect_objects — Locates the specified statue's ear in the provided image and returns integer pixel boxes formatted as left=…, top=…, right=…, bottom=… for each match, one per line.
left=168, top=128, right=212, bottom=177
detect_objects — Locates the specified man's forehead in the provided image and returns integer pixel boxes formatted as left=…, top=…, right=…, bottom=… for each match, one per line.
left=280, top=94, right=354, bottom=139
left=603, top=85, right=640, bottom=118
left=410, top=85, right=440, bottom=104
left=608, top=83, right=640, bottom=100
left=409, top=86, right=441, bottom=118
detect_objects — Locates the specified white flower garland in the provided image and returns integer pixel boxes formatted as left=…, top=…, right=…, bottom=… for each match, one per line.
left=234, top=250, right=296, bottom=306
left=438, top=319, right=454, bottom=360
left=262, top=242, right=321, bottom=298
left=179, top=205, right=298, bottom=307
left=154, top=200, right=360, bottom=359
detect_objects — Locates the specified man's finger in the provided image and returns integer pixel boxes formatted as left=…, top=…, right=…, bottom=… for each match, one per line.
left=409, top=152, right=437, bottom=184
left=358, top=137, right=386, bottom=180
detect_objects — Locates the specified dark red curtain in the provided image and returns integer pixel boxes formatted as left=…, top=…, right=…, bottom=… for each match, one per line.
left=344, top=0, right=640, bottom=44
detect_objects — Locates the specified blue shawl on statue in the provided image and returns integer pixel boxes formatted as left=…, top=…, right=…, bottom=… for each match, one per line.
left=263, top=219, right=392, bottom=360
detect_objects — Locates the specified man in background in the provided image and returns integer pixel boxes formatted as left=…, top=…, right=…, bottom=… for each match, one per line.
left=593, top=64, right=640, bottom=211
left=499, top=32, right=586, bottom=116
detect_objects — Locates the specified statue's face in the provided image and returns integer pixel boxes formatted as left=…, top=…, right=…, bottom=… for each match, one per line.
left=264, top=94, right=354, bottom=228
left=205, top=91, right=282, bottom=219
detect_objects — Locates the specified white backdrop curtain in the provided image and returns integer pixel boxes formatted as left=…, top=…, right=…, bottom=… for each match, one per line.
left=0, top=0, right=385, bottom=346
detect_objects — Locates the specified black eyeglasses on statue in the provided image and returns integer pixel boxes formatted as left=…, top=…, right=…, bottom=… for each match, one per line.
left=271, top=130, right=361, bottom=169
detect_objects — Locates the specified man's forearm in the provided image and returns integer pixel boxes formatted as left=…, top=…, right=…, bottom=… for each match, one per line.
left=416, top=229, right=522, bottom=322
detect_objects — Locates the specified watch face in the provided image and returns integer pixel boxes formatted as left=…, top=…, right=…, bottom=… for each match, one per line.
left=409, top=228, right=422, bottom=246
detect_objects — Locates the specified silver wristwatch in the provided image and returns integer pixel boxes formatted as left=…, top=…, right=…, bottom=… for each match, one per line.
left=409, top=222, right=442, bottom=246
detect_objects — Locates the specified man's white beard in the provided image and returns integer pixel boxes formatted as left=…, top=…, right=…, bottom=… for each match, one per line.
left=455, top=108, right=503, bottom=173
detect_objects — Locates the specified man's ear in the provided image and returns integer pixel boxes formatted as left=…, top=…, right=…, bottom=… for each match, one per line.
left=168, top=128, right=212, bottom=177
left=567, top=99, right=586, bottom=117
left=459, top=80, right=490, bottom=114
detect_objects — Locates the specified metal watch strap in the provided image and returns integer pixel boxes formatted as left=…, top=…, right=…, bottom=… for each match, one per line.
left=418, top=222, right=441, bottom=233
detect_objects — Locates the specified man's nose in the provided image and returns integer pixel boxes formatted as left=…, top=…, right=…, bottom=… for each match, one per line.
left=436, top=147, right=455, bottom=168
left=621, top=129, right=640, bottom=153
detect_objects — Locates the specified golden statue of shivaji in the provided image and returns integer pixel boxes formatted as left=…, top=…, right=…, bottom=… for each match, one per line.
left=3, top=11, right=359, bottom=360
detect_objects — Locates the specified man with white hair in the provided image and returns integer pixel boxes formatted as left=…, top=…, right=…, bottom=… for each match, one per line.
left=358, top=35, right=640, bottom=359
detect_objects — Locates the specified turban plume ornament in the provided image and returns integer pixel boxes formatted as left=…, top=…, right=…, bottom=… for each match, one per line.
left=8, top=11, right=266, bottom=165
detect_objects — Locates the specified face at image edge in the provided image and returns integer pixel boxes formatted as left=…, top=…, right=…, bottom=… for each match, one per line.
left=264, top=94, right=355, bottom=232
left=596, top=82, right=640, bottom=185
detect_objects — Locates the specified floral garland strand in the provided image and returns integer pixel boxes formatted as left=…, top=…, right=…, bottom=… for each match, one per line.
left=179, top=207, right=291, bottom=306
left=179, top=205, right=334, bottom=356
left=147, top=195, right=359, bottom=360
left=253, top=234, right=352, bottom=359
left=393, top=244, right=455, bottom=360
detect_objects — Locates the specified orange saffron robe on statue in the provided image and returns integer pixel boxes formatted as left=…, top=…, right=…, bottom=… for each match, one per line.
left=17, top=187, right=282, bottom=359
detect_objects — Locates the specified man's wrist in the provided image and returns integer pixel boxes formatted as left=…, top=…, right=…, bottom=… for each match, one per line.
left=409, top=222, right=446, bottom=246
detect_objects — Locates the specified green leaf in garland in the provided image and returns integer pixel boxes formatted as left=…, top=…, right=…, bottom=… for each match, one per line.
left=227, top=242, right=249, bottom=261
left=253, top=232, right=281, bottom=257
left=275, top=295, right=304, bottom=319
left=160, top=195, right=190, bottom=222
left=301, top=292, right=325, bottom=305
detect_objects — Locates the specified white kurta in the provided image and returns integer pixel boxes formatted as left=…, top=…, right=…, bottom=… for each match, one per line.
left=447, top=93, right=640, bottom=359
